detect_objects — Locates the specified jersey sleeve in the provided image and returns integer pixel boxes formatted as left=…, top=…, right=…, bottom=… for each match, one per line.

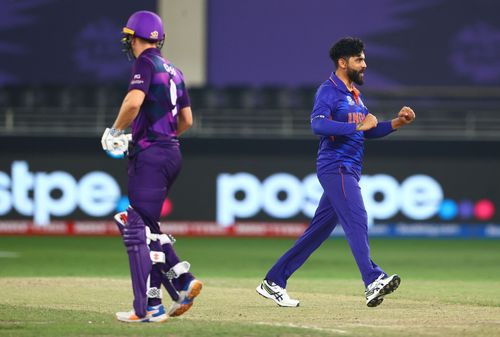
left=128, top=56, right=153, bottom=94
left=310, top=85, right=356, bottom=136
left=364, top=120, right=395, bottom=138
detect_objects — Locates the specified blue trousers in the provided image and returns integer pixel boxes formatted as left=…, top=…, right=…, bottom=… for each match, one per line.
left=265, top=164, right=385, bottom=288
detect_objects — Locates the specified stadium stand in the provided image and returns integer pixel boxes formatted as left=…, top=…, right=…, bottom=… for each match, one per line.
left=0, top=85, right=499, bottom=140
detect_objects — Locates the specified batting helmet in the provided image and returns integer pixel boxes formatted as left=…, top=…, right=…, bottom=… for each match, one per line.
left=121, top=11, right=165, bottom=59
left=123, top=10, right=165, bottom=42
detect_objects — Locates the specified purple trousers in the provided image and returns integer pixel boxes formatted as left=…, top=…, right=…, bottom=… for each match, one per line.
left=265, top=164, right=385, bottom=288
left=127, top=143, right=194, bottom=302
left=128, top=143, right=182, bottom=233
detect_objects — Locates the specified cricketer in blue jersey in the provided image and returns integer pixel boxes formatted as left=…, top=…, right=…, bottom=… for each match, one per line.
left=257, top=37, right=415, bottom=308
left=101, top=11, right=202, bottom=323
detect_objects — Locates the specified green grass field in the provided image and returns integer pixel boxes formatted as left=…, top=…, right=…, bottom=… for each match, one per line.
left=1, top=236, right=499, bottom=337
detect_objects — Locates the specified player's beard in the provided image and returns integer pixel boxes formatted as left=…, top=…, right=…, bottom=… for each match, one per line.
left=347, top=67, right=364, bottom=85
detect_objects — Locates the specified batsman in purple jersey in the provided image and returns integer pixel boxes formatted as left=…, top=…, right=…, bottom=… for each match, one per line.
left=101, top=10, right=202, bottom=323
left=256, top=37, right=416, bottom=308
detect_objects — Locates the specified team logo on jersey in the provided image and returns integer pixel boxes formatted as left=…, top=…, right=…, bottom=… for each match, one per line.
left=150, top=30, right=159, bottom=39
left=133, top=74, right=141, bottom=80
left=346, top=95, right=355, bottom=106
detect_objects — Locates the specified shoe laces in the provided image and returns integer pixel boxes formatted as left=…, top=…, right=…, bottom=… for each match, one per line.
left=367, top=274, right=386, bottom=292
left=267, top=281, right=286, bottom=292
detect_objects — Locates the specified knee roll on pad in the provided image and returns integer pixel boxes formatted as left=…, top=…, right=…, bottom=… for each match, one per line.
left=123, top=226, right=147, bottom=247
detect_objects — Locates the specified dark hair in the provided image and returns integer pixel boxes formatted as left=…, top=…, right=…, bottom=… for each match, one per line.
left=329, top=37, right=365, bottom=68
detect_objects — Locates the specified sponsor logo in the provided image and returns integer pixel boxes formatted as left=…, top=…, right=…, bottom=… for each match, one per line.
left=0, top=161, right=121, bottom=225
left=150, top=30, right=159, bottom=39
left=130, top=73, right=143, bottom=85
left=346, top=96, right=355, bottom=106
left=216, top=172, right=445, bottom=227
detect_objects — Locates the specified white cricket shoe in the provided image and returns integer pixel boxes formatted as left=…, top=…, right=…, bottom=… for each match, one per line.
left=168, top=279, right=203, bottom=317
left=116, top=304, right=168, bottom=323
left=365, top=274, right=401, bottom=307
left=256, top=280, right=300, bottom=307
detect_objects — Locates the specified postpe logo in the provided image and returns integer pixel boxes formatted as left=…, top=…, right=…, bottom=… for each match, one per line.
left=0, top=161, right=121, bottom=225
left=215, top=172, right=490, bottom=227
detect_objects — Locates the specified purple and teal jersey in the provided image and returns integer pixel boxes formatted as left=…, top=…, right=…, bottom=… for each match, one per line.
left=310, top=73, right=394, bottom=176
left=128, top=47, right=190, bottom=154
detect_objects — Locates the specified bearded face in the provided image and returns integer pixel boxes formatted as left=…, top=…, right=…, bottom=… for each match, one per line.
left=342, top=52, right=366, bottom=85
left=347, top=64, right=365, bottom=85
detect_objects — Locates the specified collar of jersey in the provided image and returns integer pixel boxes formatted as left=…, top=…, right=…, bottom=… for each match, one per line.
left=328, top=72, right=360, bottom=97
left=139, top=47, right=161, bottom=57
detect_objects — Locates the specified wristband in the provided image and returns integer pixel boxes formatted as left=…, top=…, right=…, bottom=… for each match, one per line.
left=109, top=128, right=124, bottom=137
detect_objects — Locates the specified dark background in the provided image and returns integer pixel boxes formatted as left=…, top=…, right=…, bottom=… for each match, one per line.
left=1, top=137, right=498, bottom=225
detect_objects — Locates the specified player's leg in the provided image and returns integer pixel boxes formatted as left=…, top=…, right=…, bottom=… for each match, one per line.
left=322, top=167, right=400, bottom=307
left=257, top=193, right=338, bottom=307
left=113, top=207, right=164, bottom=322
left=147, top=226, right=201, bottom=317
left=114, top=209, right=168, bottom=323
left=128, top=145, right=201, bottom=317
left=264, top=193, right=338, bottom=287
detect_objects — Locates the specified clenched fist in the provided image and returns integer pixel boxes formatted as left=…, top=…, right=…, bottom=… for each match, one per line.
left=356, top=113, right=378, bottom=131
left=398, top=106, right=415, bottom=124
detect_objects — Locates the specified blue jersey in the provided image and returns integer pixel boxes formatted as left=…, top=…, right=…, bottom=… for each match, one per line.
left=311, top=73, right=369, bottom=175
left=127, top=48, right=191, bottom=154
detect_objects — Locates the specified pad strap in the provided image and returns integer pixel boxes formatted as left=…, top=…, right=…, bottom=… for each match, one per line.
left=165, top=261, right=191, bottom=280
left=146, top=275, right=162, bottom=299
left=146, top=287, right=162, bottom=299
left=150, top=251, right=165, bottom=264
left=149, top=232, right=176, bottom=245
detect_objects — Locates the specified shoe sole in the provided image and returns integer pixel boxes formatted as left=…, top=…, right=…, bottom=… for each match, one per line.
left=116, top=309, right=169, bottom=323
left=148, top=313, right=169, bottom=323
left=367, top=297, right=384, bottom=308
left=256, top=284, right=300, bottom=307
left=116, top=314, right=168, bottom=323
left=367, top=275, right=401, bottom=308
left=170, top=280, right=203, bottom=317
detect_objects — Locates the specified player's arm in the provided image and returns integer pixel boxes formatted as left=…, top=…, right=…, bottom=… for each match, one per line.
left=363, top=120, right=394, bottom=139
left=364, top=106, right=415, bottom=139
left=311, top=88, right=376, bottom=136
left=175, top=79, right=193, bottom=136
left=101, top=90, right=145, bottom=154
left=101, top=57, right=151, bottom=154
left=112, top=89, right=145, bottom=130
left=177, top=106, right=193, bottom=136
left=312, top=114, right=378, bottom=135
left=391, top=106, right=416, bottom=129
left=112, top=56, right=152, bottom=131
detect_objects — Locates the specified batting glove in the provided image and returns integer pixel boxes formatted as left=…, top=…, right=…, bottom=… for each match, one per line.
left=101, top=128, right=132, bottom=156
